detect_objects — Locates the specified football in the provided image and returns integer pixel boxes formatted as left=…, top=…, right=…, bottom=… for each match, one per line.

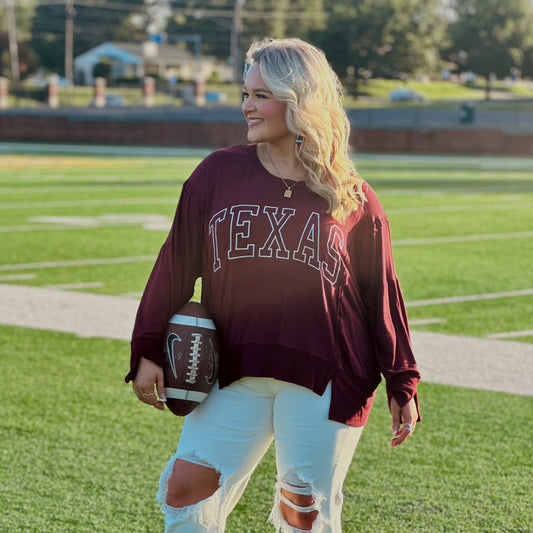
left=162, top=301, right=220, bottom=416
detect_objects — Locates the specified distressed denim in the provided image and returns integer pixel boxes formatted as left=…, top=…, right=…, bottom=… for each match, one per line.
left=157, top=378, right=364, bottom=532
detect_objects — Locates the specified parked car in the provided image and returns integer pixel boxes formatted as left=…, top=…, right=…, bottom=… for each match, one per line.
left=205, top=92, right=227, bottom=103
left=389, top=87, right=427, bottom=102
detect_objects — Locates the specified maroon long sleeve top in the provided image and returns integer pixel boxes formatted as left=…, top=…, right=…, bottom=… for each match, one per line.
left=126, top=144, right=420, bottom=426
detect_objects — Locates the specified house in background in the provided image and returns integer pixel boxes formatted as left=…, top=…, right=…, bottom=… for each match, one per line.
left=74, top=41, right=233, bottom=85
left=74, top=43, right=142, bottom=85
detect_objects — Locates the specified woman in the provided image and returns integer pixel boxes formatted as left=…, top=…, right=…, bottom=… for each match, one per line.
left=126, top=37, right=420, bottom=533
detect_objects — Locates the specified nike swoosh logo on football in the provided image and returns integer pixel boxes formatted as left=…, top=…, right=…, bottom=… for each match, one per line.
left=167, top=332, right=181, bottom=379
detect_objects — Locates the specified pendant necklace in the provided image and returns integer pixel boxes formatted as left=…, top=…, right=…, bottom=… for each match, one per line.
left=265, top=146, right=304, bottom=199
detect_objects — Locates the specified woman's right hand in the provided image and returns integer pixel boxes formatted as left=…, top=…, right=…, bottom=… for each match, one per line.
left=132, top=356, right=166, bottom=411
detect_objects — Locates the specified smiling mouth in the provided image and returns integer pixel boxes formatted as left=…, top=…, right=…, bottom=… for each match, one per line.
left=247, top=118, right=262, bottom=127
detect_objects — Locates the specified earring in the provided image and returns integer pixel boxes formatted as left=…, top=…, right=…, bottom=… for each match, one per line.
left=296, top=135, right=303, bottom=145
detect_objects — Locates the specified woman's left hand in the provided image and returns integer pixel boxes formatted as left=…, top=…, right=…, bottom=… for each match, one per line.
left=390, top=396, right=417, bottom=447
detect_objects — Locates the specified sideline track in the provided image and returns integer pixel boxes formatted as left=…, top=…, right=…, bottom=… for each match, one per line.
left=0, top=283, right=531, bottom=398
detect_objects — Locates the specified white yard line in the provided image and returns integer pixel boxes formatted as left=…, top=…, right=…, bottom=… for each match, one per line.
left=45, top=281, right=105, bottom=290
left=393, top=231, right=533, bottom=246
left=5, top=226, right=530, bottom=243
left=119, top=291, right=144, bottom=299
left=355, top=153, right=533, bottom=169
left=0, top=255, right=157, bottom=271
left=487, top=330, right=533, bottom=340
left=1, top=214, right=172, bottom=233
left=0, top=273, right=36, bottom=282
left=388, top=202, right=533, bottom=215
left=0, top=198, right=176, bottom=209
left=0, top=184, right=178, bottom=194
left=0, top=225, right=80, bottom=233
left=409, top=318, right=446, bottom=326
left=379, top=187, right=531, bottom=196
left=406, top=288, right=533, bottom=307
left=1, top=256, right=531, bottom=313
left=2, top=199, right=531, bottom=214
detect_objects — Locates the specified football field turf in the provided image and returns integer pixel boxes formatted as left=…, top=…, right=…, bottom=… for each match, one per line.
left=0, top=145, right=531, bottom=532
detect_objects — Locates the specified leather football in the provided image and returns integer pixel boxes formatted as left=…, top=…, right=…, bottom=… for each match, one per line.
left=162, top=301, right=219, bottom=416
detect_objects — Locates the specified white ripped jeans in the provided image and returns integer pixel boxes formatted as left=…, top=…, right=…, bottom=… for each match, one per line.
left=157, top=377, right=364, bottom=533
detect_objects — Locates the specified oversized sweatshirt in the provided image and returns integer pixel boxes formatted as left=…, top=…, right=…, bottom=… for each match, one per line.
left=126, top=144, right=421, bottom=426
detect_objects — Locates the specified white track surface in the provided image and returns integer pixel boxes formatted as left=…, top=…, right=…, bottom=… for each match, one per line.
left=1, top=283, right=531, bottom=397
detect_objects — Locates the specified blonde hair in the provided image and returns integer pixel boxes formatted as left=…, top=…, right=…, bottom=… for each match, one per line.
left=246, top=37, right=365, bottom=221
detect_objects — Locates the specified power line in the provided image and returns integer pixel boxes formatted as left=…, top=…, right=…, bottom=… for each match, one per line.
left=33, top=0, right=327, bottom=19
left=29, top=2, right=327, bottom=44
left=34, top=0, right=145, bottom=10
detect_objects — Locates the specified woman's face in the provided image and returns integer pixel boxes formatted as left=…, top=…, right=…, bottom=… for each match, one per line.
left=242, top=63, right=292, bottom=146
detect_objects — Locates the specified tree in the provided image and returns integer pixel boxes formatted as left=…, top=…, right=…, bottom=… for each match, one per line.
left=164, top=0, right=326, bottom=64
left=115, top=0, right=173, bottom=41
left=243, top=0, right=325, bottom=44
left=312, top=0, right=448, bottom=94
left=0, top=34, right=40, bottom=79
left=0, top=0, right=38, bottom=79
left=30, top=1, right=145, bottom=76
left=164, top=2, right=235, bottom=61
left=446, top=0, right=533, bottom=97
left=522, top=46, right=533, bottom=78
left=0, top=0, right=36, bottom=39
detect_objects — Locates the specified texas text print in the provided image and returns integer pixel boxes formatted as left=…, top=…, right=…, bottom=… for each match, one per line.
left=208, top=205, right=345, bottom=286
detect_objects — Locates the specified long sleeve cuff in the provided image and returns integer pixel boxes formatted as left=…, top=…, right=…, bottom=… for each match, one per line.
left=125, top=335, right=165, bottom=383
left=386, top=370, right=422, bottom=422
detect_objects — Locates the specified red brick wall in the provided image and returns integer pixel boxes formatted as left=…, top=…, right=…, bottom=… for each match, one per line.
left=349, top=128, right=533, bottom=155
left=1, top=114, right=531, bottom=155
left=0, top=115, right=250, bottom=147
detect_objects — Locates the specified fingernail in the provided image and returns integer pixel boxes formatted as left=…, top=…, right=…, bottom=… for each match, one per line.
left=160, top=393, right=167, bottom=402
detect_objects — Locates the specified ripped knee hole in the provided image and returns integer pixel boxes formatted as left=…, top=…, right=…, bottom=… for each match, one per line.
left=279, top=486, right=319, bottom=530
left=166, top=458, right=221, bottom=508
left=280, top=487, right=316, bottom=511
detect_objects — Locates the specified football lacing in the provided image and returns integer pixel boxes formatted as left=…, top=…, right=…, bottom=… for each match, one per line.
left=185, top=333, right=202, bottom=384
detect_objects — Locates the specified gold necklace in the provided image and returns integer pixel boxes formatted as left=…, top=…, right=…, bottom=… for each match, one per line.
left=265, top=146, right=304, bottom=199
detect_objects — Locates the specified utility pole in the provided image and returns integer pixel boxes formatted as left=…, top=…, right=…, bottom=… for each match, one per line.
left=6, top=0, right=20, bottom=89
left=65, top=0, right=75, bottom=85
left=231, top=0, right=244, bottom=83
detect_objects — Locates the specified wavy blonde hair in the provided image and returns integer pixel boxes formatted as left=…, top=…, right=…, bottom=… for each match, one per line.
left=246, top=37, right=365, bottom=221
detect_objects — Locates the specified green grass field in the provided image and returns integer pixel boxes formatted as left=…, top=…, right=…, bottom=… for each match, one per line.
left=1, top=147, right=532, bottom=532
